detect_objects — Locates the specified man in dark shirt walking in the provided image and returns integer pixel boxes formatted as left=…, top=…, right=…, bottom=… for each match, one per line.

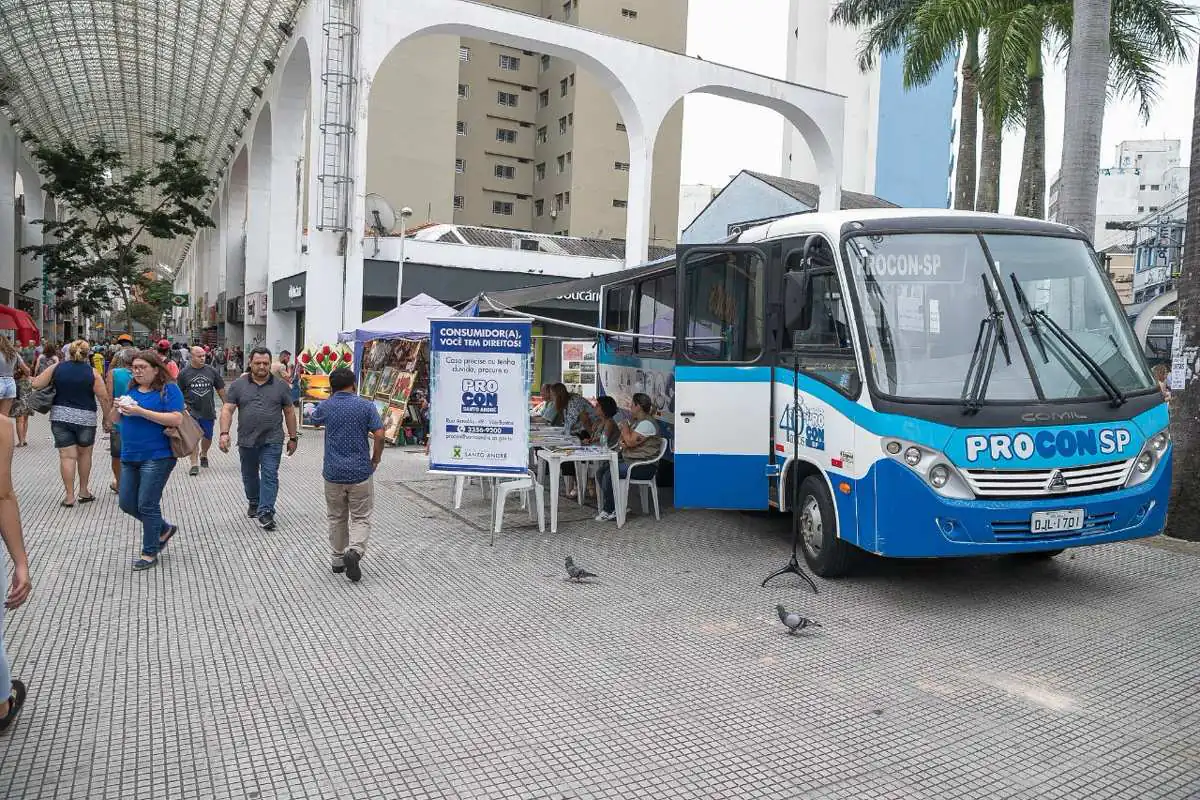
left=218, top=347, right=298, bottom=531
left=311, top=368, right=385, bottom=582
left=179, top=346, right=226, bottom=477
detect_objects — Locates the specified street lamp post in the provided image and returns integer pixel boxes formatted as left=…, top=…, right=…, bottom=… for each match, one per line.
left=396, top=206, right=414, bottom=308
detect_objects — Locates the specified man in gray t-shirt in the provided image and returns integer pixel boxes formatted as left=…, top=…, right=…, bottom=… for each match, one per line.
left=179, top=346, right=226, bottom=477
left=218, top=347, right=299, bottom=531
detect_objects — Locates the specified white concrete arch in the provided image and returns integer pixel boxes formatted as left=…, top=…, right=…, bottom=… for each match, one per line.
left=1134, top=289, right=1178, bottom=346
left=15, top=153, right=44, bottom=328
left=358, top=0, right=844, bottom=266
left=267, top=39, right=312, bottom=353
left=246, top=104, right=273, bottom=348
left=223, top=148, right=250, bottom=351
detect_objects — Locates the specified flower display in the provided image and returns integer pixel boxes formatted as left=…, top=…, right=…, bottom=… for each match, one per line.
left=299, top=343, right=353, bottom=374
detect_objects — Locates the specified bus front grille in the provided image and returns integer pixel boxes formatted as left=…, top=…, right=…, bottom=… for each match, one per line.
left=963, top=459, right=1133, bottom=499
left=990, top=512, right=1118, bottom=541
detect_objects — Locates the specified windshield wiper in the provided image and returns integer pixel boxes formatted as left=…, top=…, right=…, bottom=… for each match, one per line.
left=1007, top=275, right=1049, bottom=363
left=1008, top=273, right=1126, bottom=407
left=960, top=274, right=1012, bottom=414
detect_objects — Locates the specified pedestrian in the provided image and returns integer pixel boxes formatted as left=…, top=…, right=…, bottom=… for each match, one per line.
left=104, top=348, right=135, bottom=493
left=10, top=364, right=32, bottom=447
left=113, top=350, right=183, bottom=571
left=0, top=336, right=27, bottom=417
left=156, top=339, right=179, bottom=380
left=178, top=346, right=226, bottom=477
left=0, top=408, right=32, bottom=733
left=311, top=368, right=385, bottom=582
left=32, top=340, right=110, bottom=506
left=218, top=347, right=299, bottom=531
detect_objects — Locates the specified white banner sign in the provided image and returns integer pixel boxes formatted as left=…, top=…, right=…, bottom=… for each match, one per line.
left=428, top=318, right=532, bottom=475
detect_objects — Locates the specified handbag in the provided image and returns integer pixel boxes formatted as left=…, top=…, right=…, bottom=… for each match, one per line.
left=163, top=409, right=204, bottom=459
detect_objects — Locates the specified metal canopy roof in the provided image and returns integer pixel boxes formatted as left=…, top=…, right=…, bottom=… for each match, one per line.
left=0, top=0, right=304, bottom=266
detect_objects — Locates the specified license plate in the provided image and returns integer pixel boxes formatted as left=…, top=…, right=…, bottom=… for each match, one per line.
left=1030, top=509, right=1085, bottom=533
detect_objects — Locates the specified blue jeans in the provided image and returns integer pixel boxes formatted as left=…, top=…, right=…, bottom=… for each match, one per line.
left=119, top=458, right=177, bottom=556
left=239, top=443, right=283, bottom=515
left=597, top=462, right=658, bottom=514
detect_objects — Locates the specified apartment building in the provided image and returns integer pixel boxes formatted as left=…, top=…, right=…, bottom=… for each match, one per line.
left=367, top=0, right=686, bottom=247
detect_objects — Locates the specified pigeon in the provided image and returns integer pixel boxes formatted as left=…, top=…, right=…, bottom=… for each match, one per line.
left=777, top=604, right=821, bottom=635
left=564, top=556, right=597, bottom=582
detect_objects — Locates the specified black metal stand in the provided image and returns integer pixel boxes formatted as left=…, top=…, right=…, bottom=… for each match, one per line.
left=761, top=355, right=819, bottom=595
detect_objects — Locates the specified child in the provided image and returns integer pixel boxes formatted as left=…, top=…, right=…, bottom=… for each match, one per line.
left=11, top=364, right=32, bottom=446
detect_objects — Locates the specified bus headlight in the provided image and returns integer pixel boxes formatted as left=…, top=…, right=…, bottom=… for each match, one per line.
left=904, top=446, right=922, bottom=466
left=1127, top=427, right=1170, bottom=488
left=929, top=464, right=951, bottom=489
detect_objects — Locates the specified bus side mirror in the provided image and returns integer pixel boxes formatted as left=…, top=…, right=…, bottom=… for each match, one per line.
left=784, top=272, right=811, bottom=331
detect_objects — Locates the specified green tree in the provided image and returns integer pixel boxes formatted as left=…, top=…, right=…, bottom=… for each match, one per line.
left=128, top=277, right=175, bottom=334
left=19, top=131, right=214, bottom=336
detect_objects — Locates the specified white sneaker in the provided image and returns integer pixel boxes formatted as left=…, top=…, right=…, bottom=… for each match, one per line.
left=595, top=511, right=616, bottom=521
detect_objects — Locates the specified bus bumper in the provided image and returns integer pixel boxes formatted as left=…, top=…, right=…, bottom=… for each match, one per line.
left=854, top=457, right=1171, bottom=558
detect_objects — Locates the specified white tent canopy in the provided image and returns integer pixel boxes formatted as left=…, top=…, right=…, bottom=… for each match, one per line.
left=338, top=293, right=459, bottom=342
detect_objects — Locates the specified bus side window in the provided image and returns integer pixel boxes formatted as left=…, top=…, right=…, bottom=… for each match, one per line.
left=604, top=285, right=634, bottom=352
left=786, top=260, right=861, bottom=396
left=682, top=251, right=765, bottom=362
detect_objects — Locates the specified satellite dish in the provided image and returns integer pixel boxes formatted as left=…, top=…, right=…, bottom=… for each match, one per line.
left=364, top=193, right=396, bottom=235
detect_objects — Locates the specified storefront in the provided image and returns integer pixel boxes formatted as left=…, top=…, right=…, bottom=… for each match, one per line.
left=270, top=272, right=306, bottom=355
left=362, top=259, right=601, bottom=382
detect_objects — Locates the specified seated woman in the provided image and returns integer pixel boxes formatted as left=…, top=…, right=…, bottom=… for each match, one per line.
left=553, top=382, right=594, bottom=438
left=564, top=396, right=621, bottom=500
left=594, top=393, right=662, bottom=521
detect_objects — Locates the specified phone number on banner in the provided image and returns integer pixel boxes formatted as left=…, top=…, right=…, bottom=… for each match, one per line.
left=446, top=424, right=516, bottom=435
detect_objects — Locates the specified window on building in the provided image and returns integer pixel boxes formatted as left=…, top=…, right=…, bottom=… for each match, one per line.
left=498, top=91, right=519, bottom=107
left=538, top=90, right=549, bottom=109
left=455, top=158, right=466, bottom=173
left=613, top=199, right=628, bottom=208
left=554, top=192, right=564, bottom=211
left=536, top=126, right=548, bottom=144
left=1139, top=206, right=1145, bottom=212
left=540, top=54, right=551, bottom=72
left=559, top=116, right=568, bottom=135
left=569, top=73, right=576, bottom=86
left=1150, top=206, right=1160, bottom=212
left=535, top=162, right=546, bottom=181
left=568, top=112, right=574, bottom=126
left=566, top=151, right=573, bottom=165
left=495, top=164, right=516, bottom=180
left=637, top=274, right=675, bottom=355
left=499, top=54, right=521, bottom=71
left=454, top=195, right=465, bottom=210
left=683, top=250, right=766, bottom=362
left=615, top=161, right=630, bottom=171
left=557, top=155, right=566, bottom=174
left=459, top=46, right=471, bottom=62
left=616, top=122, right=627, bottom=132
left=456, top=121, right=467, bottom=136
left=458, top=83, right=469, bottom=99
left=496, top=128, right=517, bottom=144
left=564, top=191, right=571, bottom=205
left=560, top=77, right=569, bottom=97
left=1140, top=184, right=1147, bottom=190
left=493, top=200, right=515, bottom=216
left=622, top=8, right=639, bottom=19
left=1151, top=184, right=1161, bottom=190
left=535, top=199, right=545, bottom=217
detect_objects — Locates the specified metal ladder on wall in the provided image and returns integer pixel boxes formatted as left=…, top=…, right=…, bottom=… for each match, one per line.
left=316, top=0, right=359, bottom=232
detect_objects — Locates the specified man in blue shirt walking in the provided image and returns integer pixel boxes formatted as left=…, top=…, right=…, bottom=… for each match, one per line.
left=310, top=368, right=385, bottom=582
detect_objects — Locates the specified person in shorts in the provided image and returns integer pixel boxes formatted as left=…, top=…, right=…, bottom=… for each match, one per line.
left=178, top=346, right=226, bottom=477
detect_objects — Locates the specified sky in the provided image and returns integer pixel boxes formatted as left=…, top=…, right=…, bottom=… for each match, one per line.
left=678, top=0, right=1197, bottom=213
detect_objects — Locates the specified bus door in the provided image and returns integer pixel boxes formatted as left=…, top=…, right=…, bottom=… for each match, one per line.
left=673, top=245, right=773, bottom=509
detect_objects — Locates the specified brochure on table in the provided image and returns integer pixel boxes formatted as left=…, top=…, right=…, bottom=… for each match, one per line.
left=428, top=318, right=532, bottom=475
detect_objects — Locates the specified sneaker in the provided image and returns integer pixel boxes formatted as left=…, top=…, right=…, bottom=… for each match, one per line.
left=257, top=512, right=276, bottom=531
left=200, top=457, right=210, bottom=468
left=188, top=465, right=199, bottom=477
left=594, top=511, right=616, bottom=521
left=343, top=549, right=362, bottom=583
left=331, top=557, right=345, bottom=575
left=247, top=505, right=258, bottom=518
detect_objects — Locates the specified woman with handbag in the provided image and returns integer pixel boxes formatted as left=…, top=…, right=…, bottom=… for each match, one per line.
left=31, top=340, right=110, bottom=507
left=111, top=351, right=184, bottom=571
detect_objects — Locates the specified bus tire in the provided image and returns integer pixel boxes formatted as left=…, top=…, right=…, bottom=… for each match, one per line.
left=797, top=475, right=856, bottom=578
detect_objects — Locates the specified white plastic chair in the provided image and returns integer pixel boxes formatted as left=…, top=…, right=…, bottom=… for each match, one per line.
left=621, top=438, right=669, bottom=520
left=452, top=475, right=491, bottom=509
left=493, top=472, right=546, bottom=534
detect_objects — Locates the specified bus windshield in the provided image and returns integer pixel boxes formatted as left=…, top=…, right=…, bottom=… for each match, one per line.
left=843, top=232, right=1155, bottom=403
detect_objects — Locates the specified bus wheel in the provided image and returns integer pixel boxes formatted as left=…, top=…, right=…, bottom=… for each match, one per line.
left=797, top=475, right=856, bottom=578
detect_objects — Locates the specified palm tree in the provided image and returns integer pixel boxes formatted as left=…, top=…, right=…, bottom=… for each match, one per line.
left=831, top=0, right=980, bottom=210
left=1165, top=46, right=1200, bottom=539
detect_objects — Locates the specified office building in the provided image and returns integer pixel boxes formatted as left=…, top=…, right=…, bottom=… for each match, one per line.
left=780, top=0, right=957, bottom=208
left=367, top=0, right=686, bottom=247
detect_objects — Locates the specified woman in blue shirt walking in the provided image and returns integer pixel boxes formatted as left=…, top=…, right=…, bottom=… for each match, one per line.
left=111, top=351, right=185, bottom=571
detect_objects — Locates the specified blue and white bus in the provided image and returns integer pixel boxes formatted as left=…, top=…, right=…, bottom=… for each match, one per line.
left=596, top=209, right=1170, bottom=576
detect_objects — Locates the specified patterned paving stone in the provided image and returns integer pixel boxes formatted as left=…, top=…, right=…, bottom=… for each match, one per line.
left=0, top=416, right=1198, bottom=799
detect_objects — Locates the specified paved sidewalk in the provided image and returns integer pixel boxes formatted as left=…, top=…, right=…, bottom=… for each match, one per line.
left=1, top=416, right=1198, bottom=799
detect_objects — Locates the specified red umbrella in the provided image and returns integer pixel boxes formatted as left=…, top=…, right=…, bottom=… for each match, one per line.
left=0, top=305, right=39, bottom=345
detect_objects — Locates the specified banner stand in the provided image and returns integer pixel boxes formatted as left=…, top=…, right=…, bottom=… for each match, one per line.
left=428, top=318, right=534, bottom=538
